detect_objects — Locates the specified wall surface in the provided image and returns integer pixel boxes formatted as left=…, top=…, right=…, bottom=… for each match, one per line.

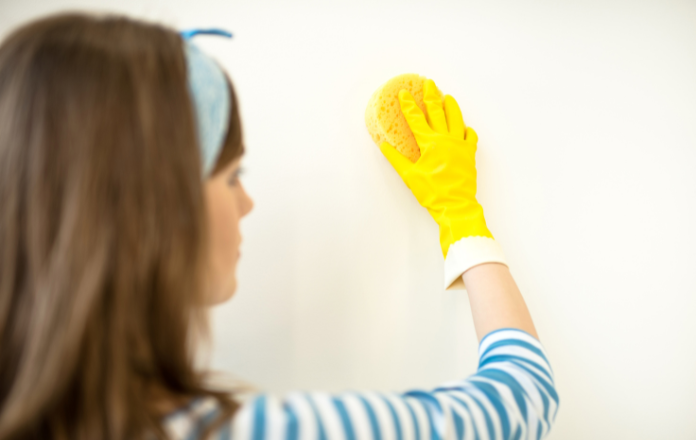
left=1, top=0, right=695, bottom=438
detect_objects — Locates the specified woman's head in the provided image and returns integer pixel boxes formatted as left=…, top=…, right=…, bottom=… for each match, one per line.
left=0, top=12, right=250, bottom=439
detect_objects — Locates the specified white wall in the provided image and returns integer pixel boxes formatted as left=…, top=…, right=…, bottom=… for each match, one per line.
left=2, top=1, right=695, bottom=438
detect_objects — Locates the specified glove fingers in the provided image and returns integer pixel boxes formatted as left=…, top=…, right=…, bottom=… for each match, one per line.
left=444, top=95, right=466, bottom=140
left=398, top=89, right=433, bottom=149
left=423, top=79, right=448, bottom=135
left=379, top=141, right=413, bottom=179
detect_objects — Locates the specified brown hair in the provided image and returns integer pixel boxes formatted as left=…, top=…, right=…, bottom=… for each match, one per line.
left=0, top=12, right=244, bottom=440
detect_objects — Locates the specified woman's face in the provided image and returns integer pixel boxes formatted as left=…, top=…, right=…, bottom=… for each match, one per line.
left=204, top=156, right=253, bottom=305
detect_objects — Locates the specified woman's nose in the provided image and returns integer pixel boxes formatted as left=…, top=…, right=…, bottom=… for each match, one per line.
left=242, top=188, right=253, bottom=217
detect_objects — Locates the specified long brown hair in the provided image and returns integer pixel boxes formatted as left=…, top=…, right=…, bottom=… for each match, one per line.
left=0, top=12, right=244, bottom=440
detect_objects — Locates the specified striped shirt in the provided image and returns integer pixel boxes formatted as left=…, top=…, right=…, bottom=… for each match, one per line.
left=163, top=328, right=558, bottom=440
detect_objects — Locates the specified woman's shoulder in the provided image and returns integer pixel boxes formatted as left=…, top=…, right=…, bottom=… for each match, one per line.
left=162, top=373, right=260, bottom=440
left=163, top=392, right=256, bottom=440
left=163, top=395, right=221, bottom=439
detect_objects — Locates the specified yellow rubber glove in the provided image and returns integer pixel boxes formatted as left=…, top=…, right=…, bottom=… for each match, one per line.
left=379, top=79, right=506, bottom=290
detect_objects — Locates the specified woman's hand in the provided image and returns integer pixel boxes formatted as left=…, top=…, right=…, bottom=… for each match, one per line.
left=379, top=79, right=538, bottom=341
left=379, top=79, right=492, bottom=259
left=379, top=78, right=506, bottom=291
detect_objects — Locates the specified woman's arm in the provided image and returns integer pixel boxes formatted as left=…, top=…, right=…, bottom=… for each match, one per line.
left=166, top=326, right=558, bottom=440
left=462, top=263, right=538, bottom=342
left=167, top=327, right=557, bottom=440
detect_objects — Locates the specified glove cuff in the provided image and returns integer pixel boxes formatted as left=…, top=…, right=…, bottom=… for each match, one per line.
left=443, top=236, right=507, bottom=291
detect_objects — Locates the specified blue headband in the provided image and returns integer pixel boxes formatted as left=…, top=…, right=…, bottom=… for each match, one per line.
left=180, top=29, right=233, bottom=177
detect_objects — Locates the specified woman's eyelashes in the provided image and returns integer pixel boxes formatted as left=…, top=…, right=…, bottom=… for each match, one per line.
left=228, top=166, right=245, bottom=186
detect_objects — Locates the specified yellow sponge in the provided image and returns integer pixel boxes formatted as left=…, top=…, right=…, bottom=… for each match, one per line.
left=365, top=73, right=442, bottom=163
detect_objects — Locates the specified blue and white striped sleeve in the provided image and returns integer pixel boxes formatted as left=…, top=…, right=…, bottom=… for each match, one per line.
left=183, top=328, right=558, bottom=440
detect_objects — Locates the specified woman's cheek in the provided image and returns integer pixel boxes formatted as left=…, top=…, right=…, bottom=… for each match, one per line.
left=208, top=193, right=232, bottom=268
left=216, top=203, right=237, bottom=266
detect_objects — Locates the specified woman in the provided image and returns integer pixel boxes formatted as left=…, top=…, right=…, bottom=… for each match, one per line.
left=0, top=12, right=558, bottom=440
